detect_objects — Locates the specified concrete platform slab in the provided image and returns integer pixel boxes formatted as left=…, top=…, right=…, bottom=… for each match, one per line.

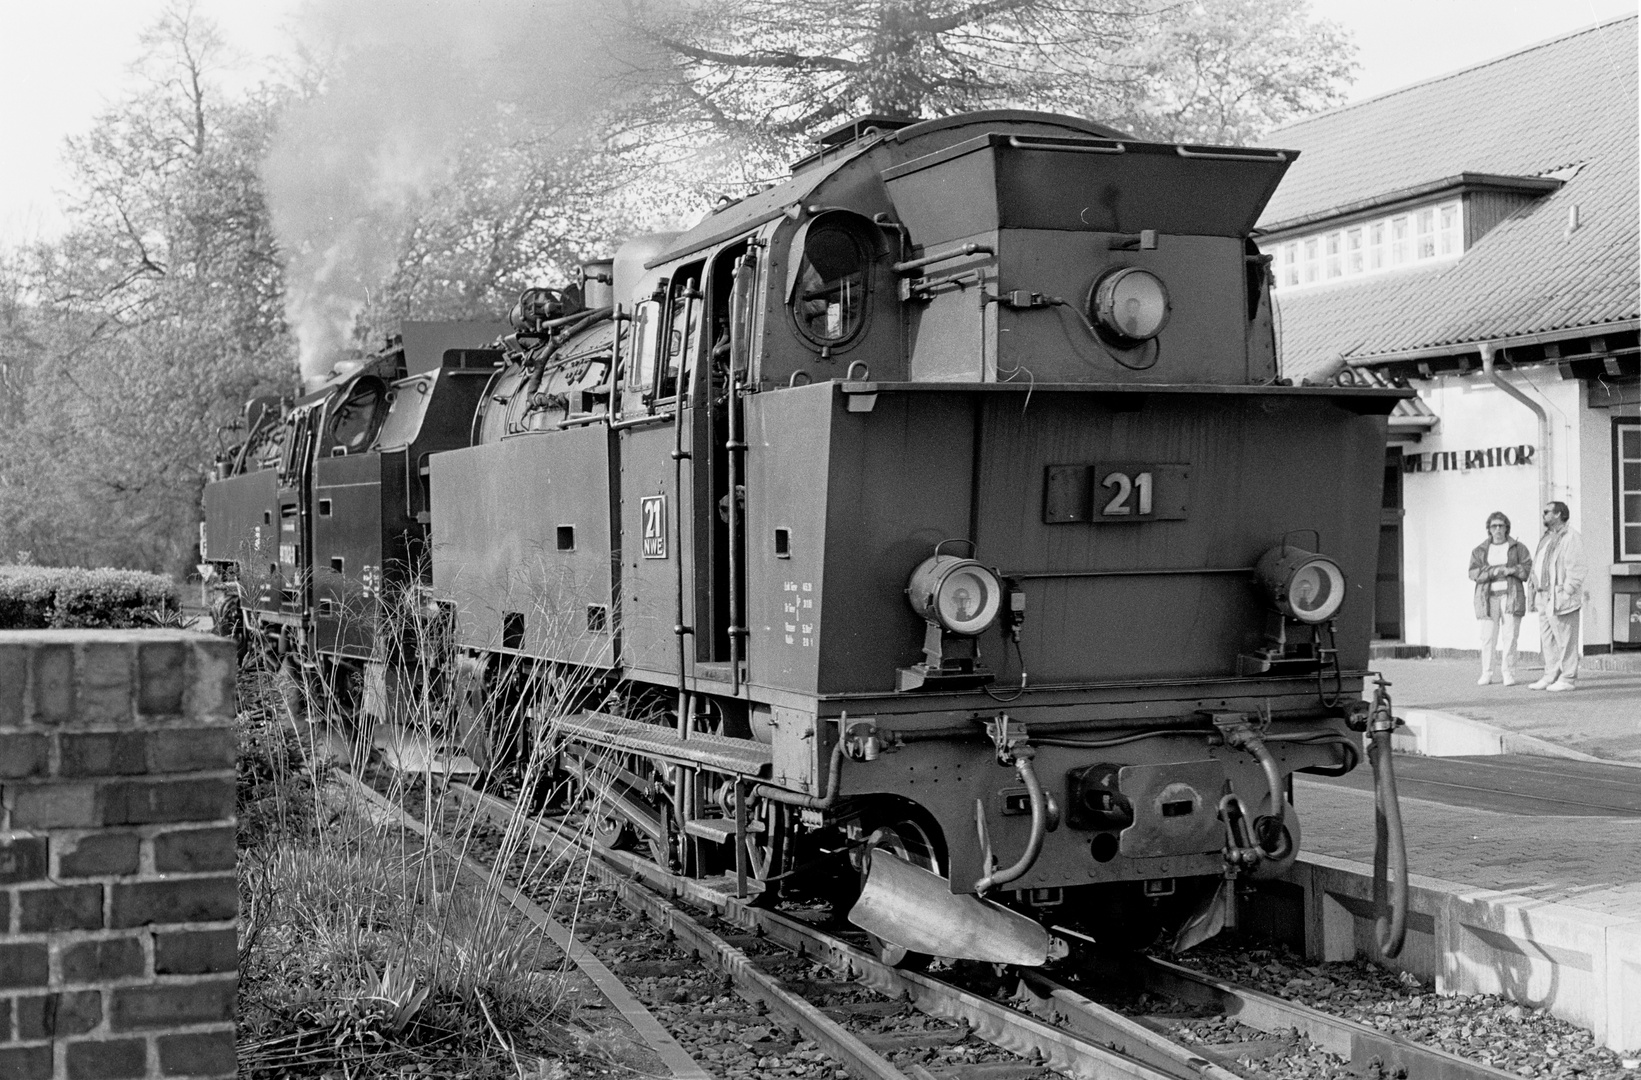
left=1608, top=922, right=1641, bottom=1058
left=1393, top=707, right=1619, bottom=762
left=1269, top=851, right=1639, bottom=1053
left=1272, top=773, right=1641, bottom=1053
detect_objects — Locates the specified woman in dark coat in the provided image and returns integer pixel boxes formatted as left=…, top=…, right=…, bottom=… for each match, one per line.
left=1467, top=511, right=1533, bottom=685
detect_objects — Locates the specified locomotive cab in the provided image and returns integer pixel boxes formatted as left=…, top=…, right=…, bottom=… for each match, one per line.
left=200, top=321, right=504, bottom=705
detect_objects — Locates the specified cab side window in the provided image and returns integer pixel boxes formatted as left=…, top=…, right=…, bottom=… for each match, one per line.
left=628, top=297, right=663, bottom=404
left=658, top=277, right=702, bottom=401
left=790, top=223, right=868, bottom=346
left=330, top=384, right=385, bottom=455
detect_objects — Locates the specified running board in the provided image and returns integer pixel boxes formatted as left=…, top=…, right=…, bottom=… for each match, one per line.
left=547, top=711, right=773, bottom=777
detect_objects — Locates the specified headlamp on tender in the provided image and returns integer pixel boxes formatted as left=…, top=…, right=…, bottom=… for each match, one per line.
left=1090, top=268, right=1171, bottom=342
left=1256, top=545, right=1346, bottom=623
left=907, top=555, right=1003, bottom=635
left=899, top=549, right=1005, bottom=692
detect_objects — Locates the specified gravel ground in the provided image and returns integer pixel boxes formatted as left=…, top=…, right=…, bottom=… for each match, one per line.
left=1173, top=941, right=1638, bottom=1079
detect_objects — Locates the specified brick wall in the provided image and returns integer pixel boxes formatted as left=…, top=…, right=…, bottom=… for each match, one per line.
left=1, top=631, right=238, bottom=1080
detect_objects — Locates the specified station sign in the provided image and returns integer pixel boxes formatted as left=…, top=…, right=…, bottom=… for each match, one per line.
left=1403, top=445, right=1535, bottom=473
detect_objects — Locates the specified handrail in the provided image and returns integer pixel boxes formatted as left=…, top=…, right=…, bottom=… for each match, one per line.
left=1175, top=145, right=1288, bottom=161
left=672, top=297, right=694, bottom=735
left=1006, top=135, right=1125, bottom=155
left=609, top=411, right=673, bottom=432
left=894, top=243, right=994, bottom=275
left=1003, top=566, right=1254, bottom=579
left=727, top=274, right=747, bottom=695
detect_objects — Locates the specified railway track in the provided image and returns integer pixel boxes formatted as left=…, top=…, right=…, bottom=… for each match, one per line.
left=342, top=771, right=1521, bottom=1080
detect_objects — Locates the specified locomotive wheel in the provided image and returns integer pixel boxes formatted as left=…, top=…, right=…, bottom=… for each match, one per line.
left=861, top=818, right=941, bottom=969
left=743, top=797, right=788, bottom=908
left=590, top=811, right=634, bottom=851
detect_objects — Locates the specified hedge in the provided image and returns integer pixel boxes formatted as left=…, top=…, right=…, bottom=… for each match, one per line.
left=0, top=565, right=179, bottom=629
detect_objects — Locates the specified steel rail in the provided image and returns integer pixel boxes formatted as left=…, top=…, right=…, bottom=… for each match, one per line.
left=1009, top=972, right=1241, bottom=1080
left=335, top=774, right=715, bottom=1080
left=450, top=781, right=1535, bottom=1080
left=1133, top=955, right=1522, bottom=1080
left=578, top=861, right=913, bottom=1080
left=447, top=782, right=1210, bottom=1080
left=360, top=776, right=916, bottom=1080
left=438, top=786, right=911, bottom=1078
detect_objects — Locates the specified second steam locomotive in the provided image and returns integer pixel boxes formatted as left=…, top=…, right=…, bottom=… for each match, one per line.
left=204, top=110, right=1409, bottom=965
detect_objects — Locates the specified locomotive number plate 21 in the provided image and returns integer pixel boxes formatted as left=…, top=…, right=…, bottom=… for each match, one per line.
left=1042, top=462, right=1190, bottom=524
left=640, top=495, right=667, bottom=558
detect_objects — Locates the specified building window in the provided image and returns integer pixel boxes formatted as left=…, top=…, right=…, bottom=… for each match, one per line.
left=1415, top=208, right=1436, bottom=259
left=1619, top=419, right=1641, bottom=561
left=1346, top=227, right=1364, bottom=275
left=1439, top=202, right=1460, bottom=256
left=1272, top=199, right=1465, bottom=290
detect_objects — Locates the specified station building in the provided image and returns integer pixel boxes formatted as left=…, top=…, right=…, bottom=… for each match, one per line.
left=1259, top=16, right=1640, bottom=657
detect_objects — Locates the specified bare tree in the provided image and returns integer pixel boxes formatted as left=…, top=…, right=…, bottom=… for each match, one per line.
left=1103, top=0, right=1357, bottom=144
left=610, top=0, right=1354, bottom=168
left=0, top=1, right=295, bottom=573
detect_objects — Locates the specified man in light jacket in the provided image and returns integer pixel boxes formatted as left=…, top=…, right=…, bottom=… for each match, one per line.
left=1529, top=501, right=1588, bottom=691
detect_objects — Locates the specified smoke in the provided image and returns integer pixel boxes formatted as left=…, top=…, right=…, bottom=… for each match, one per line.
left=263, top=0, right=628, bottom=384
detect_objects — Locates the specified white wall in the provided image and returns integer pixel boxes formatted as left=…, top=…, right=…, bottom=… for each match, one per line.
left=1397, top=367, right=1597, bottom=652
left=1580, top=380, right=1639, bottom=649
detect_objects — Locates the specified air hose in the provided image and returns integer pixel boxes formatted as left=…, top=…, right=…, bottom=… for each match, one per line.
left=1366, top=681, right=1408, bottom=957
left=974, top=750, right=1049, bottom=893
left=1213, top=714, right=1290, bottom=859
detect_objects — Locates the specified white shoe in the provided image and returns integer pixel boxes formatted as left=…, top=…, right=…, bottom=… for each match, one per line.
left=1502, top=674, right=1518, bottom=686
left=1477, top=674, right=1492, bottom=685
left=1546, top=680, right=1575, bottom=692
left=1528, top=677, right=1553, bottom=690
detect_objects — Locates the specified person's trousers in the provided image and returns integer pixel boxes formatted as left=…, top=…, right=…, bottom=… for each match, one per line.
left=1477, top=609, right=1519, bottom=679
left=1538, top=607, right=1581, bottom=683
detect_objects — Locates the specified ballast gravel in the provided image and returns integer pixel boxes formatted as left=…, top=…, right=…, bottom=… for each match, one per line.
left=1173, top=942, right=1637, bottom=1079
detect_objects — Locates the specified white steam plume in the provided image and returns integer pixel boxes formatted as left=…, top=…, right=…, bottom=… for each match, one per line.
left=263, top=0, right=627, bottom=385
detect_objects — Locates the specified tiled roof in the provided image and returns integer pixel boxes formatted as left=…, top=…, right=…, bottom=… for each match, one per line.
left=1339, top=365, right=1437, bottom=427
left=1261, top=16, right=1638, bottom=381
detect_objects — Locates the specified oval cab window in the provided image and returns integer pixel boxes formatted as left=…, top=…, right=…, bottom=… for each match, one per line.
left=791, top=224, right=868, bottom=347
left=331, top=381, right=387, bottom=455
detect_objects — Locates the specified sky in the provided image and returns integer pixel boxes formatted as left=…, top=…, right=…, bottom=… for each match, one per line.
left=0, top=0, right=1635, bottom=250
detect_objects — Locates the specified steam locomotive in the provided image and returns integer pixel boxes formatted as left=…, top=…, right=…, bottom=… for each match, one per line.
left=203, top=109, right=1409, bottom=966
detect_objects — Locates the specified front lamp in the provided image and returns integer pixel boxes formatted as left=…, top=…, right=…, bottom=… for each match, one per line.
left=1256, top=545, right=1345, bottom=623
left=907, top=555, right=1003, bottom=636
left=1090, top=268, right=1171, bottom=342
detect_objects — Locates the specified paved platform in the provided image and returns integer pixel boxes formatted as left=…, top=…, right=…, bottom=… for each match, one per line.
left=1262, top=655, right=1641, bottom=1052
left=1368, top=656, right=1641, bottom=764
left=1314, top=754, right=1641, bottom=817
